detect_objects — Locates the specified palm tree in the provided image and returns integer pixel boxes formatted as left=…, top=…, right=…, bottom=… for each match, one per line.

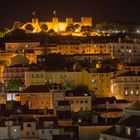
left=40, top=24, right=48, bottom=32
left=25, top=24, right=34, bottom=32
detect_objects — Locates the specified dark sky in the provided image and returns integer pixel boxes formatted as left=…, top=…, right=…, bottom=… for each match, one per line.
left=0, top=0, right=140, bottom=27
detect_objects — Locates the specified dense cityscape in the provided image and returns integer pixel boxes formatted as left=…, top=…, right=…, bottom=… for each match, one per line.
left=0, top=1, right=140, bottom=139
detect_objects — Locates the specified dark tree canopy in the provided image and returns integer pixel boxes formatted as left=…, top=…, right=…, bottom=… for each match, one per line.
left=25, top=24, right=34, bottom=32
left=40, top=24, right=48, bottom=32
left=46, top=53, right=66, bottom=69
left=7, top=78, right=23, bottom=91
left=66, top=24, right=80, bottom=32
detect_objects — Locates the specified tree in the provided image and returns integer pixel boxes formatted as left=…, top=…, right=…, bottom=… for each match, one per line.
left=47, top=29, right=56, bottom=36
left=4, top=28, right=27, bottom=40
left=40, top=24, right=48, bottom=32
left=46, top=53, right=66, bottom=69
left=73, top=85, right=89, bottom=94
left=95, top=21, right=126, bottom=32
left=63, top=80, right=74, bottom=91
left=66, top=24, right=74, bottom=32
left=66, top=24, right=80, bottom=32
left=73, top=24, right=80, bottom=31
left=25, top=24, right=34, bottom=32
left=81, top=26, right=93, bottom=36
left=7, top=79, right=22, bottom=91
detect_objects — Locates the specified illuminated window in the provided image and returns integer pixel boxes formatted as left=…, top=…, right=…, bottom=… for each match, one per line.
left=137, top=128, right=140, bottom=137
left=126, top=127, right=131, bottom=136
left=130, top=90, right=133, bottom=95
left=125, top=91, right=128, bottom=96
left=92, top=79, right=96, bottom=83
left=136, top=90, right=139, bottom=95
left=128, top=49, right=132, bottom=53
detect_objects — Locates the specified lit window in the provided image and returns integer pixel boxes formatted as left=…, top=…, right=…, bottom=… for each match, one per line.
left=125, top=91, right=128, bottom=96
left=137, top=128, right=140, bottom=137
left=126, top=127, right=131, bottom=135
left=128, top=49, right=132, bottom=53
left=92, top=79, right=96, bottom=83
left=130, top=90, right=133, bottom=95
left=136, top=90, right=139, bottom=95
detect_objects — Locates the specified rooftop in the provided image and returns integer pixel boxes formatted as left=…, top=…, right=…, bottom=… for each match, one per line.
left=118, top=115, right=140, bottom=126
left=125, top=101, right=140, bottom=111
left=118, top=71, right=140, bottom=77
left=65, top=90, right=90, bottom=97
left=21, top=84, right=64, bottom=93
left=58, top=100, right=70, bottom=106
left=102, top=115, right=140, bottom=140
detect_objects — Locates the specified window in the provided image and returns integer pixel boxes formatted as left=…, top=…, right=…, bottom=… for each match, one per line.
left=42, top=130, right=44, bottom=134
left=130, top=90, right=134, bottom=95
left=126, top=127, right=131, bottom=136
left=26, top=132, right=29, bottom=136
left=32, top=131, right=35, bottom=135
left=136, top=90, right=139, bottom=95
left=85, top=100, right=88, bottom=103
left=80, top=101, right=83, bottom=104
left=115, top=125, right=121, bottom=134
left=137, top=128, right=140, bottom=137
left=27, top=124, right=31, bottom=127
left=49, top=130, right=52, bottom=134
left=124, top=90, right=128, bottom=96
left=71, top=101, right=74, bottom=104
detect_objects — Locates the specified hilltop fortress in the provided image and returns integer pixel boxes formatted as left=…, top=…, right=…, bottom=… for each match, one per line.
left=21, top=17, right=92, bottom=33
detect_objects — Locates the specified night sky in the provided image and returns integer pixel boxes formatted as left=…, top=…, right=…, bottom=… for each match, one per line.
left=0, top=0, right=140, bottom=27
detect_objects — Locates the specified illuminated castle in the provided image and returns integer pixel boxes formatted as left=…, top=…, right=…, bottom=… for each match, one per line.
left=21, top=17, right=92, bottom=33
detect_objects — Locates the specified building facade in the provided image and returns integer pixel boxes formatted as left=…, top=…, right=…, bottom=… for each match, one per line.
left=112, top=71, right=140, bottom=100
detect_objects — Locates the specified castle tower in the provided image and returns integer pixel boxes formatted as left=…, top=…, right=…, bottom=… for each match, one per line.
left=52, top=17, right=59, bottom=32
left=66, top=17, right=73, bottom=25
left=31, top=18, right=41, bottom=32
left=81, top=17, right=92, bottom=26
left=32, top=18, right=38, bottom=24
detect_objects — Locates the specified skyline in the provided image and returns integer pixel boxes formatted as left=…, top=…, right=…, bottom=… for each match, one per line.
left=0, top=0, right=140, bottom=27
